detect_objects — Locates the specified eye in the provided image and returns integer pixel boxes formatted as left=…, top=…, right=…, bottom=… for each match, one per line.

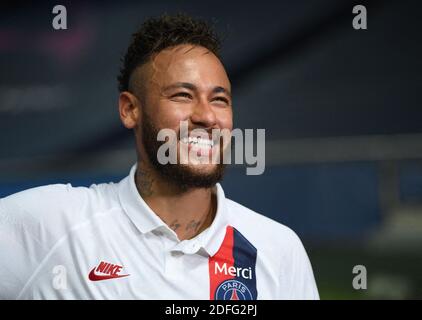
left=212, top=96, right=230, bottom=105
left=172, top=92, right=193, bottom=99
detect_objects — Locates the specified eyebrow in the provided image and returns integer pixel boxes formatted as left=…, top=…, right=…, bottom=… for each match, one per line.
left=162, top=82, right=231, bottom=98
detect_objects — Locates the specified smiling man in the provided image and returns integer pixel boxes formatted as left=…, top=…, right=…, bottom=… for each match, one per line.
left=0, top=14, right=319, bottom=299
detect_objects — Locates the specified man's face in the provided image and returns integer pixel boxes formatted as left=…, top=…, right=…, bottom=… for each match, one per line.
left=134, top=44, right=233, bottom=189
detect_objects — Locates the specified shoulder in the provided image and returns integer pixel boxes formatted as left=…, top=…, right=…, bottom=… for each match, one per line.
left=0, top=182, right=119, bottom=243
left=224, top=197, right=303, bottom=249
left=1, top=183, right=87, bottom=214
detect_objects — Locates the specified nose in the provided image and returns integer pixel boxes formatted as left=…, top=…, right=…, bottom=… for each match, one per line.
left=190, top=98, right=217, bottom=128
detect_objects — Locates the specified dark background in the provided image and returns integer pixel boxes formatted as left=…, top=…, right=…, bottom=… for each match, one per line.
left=1, top=0, right=422, bottom=299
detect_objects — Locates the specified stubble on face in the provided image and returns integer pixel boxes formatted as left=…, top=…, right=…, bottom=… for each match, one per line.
left=140, top=110, right=227, bottom=192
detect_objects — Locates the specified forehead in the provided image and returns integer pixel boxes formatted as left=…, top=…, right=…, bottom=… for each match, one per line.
left=146, top=44, right=231, bottom=90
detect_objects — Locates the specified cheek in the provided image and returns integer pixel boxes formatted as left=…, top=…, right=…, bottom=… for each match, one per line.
left=151, top=101, right=191, bottom=130
left=216, top=108, right=233, bottom=130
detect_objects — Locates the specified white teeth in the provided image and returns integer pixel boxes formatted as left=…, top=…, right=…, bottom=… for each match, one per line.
left=181, top=136, right=214, bottom=147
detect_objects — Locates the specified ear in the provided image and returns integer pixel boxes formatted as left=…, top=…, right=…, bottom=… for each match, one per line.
left=119, top=91, right=141, bottom=129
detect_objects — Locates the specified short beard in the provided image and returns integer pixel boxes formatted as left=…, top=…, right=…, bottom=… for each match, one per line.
left=141, top=112, right=226, bottom=191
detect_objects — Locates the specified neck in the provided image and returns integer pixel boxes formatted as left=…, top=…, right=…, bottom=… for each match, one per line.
left=135, top=160, right=217, bottom=240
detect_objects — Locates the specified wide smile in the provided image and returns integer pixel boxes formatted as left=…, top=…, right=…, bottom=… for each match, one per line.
left=180, top=135, right=219, bottom=158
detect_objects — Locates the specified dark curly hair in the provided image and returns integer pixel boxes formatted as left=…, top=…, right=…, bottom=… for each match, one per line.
left=117, top=13, right=222, bottom=93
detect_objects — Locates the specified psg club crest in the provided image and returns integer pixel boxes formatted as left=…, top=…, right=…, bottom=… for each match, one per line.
left=215, top=279, right=253, bottom=300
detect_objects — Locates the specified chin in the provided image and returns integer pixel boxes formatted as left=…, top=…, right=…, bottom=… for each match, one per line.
left=183, top=163, right=220, bottom=176
left=156, top=162, right=225, bottom=190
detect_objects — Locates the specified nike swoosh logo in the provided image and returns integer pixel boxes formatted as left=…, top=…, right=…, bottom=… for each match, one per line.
left=88, top=268, right=130, bottom=281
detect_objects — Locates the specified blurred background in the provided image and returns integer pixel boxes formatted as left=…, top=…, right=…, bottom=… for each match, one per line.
left=1, top=0, right=422, bottom=299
